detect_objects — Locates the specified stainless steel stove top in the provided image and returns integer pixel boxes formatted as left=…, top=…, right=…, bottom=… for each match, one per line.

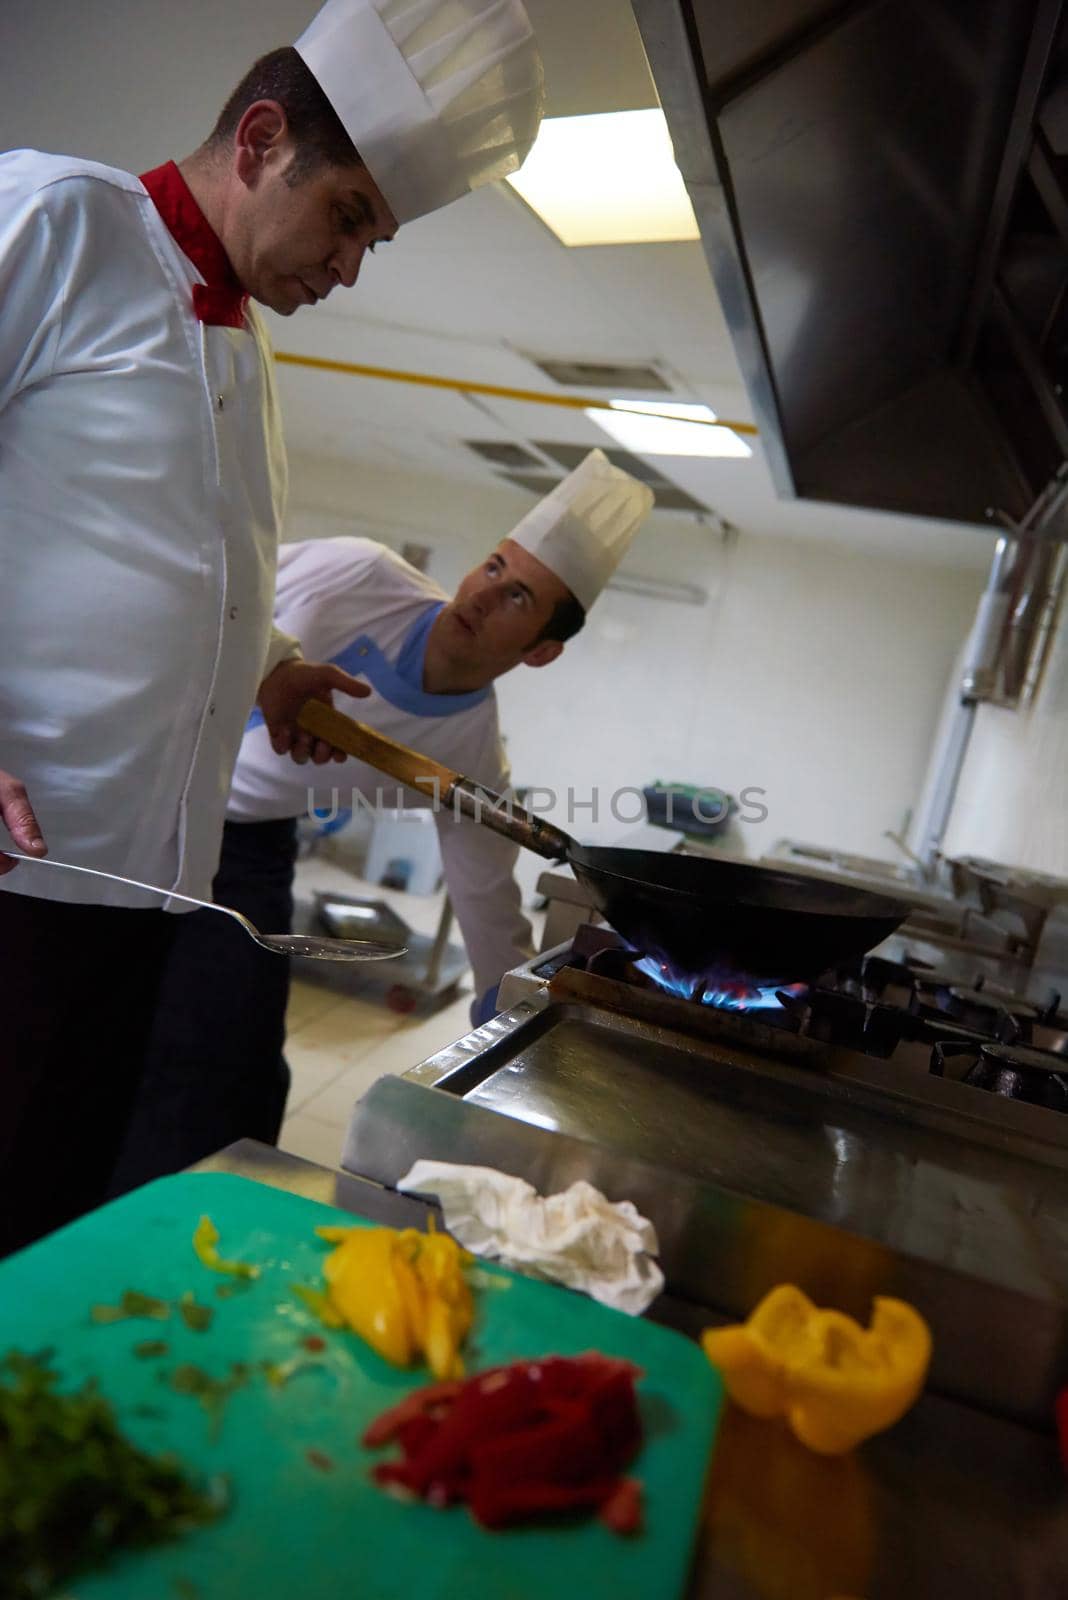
left=343, top=919, right=1068, bottom=1429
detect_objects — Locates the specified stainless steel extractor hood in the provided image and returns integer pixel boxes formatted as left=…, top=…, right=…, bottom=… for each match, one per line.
left=632, top=0, right=1068, bottom=528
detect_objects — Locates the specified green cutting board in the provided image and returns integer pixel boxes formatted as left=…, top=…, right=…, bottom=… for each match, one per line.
left=0, top=1173, right=722, bottom=1600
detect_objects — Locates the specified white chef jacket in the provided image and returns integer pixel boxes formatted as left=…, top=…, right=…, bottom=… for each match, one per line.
left=0, top=151, right=299, bottom=909
left=227, top=538, right=534, bottom=999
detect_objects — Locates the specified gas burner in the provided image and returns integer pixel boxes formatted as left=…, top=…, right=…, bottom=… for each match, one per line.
left=561, top=924, right=810, bottom=1019
left=570, top=924, right=635, bottom=966
left=930, top=1038, right=1068, bottom=1112
left=928, top=984, right=1022, bottom=1042
left=632, top=951, right=807, bottom=1014
left=854, top=955, right=922, bottom=1008
left=523, top=923, right=1068, bottom=1113
left=972, top=975, right=1063, bottom=1027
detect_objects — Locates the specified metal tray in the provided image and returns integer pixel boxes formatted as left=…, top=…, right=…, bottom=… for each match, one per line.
left=314, top=891, right=410, bottom=946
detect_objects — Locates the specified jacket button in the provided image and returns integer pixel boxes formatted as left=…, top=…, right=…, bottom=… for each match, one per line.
left=216, top=393, right=225, bottom=411
left=229, top=605, right=238, bottom=620
left=209, top=703, right=216, bottom=716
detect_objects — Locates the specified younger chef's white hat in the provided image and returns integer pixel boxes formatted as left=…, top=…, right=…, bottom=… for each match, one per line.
left=295, top=0, right=544, bottom=225
left=508, top=449, right=655, bottom=612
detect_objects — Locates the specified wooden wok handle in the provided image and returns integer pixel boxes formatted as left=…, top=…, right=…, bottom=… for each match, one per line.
left=297, top=698, right=574, bottom=863
left=297, top=700, right=459, bottom=800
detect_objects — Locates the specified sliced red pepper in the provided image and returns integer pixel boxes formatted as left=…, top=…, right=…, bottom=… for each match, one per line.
left=599, top=1476, right=643, bottom=1535
left=393, top=1414, right=441, bottom=1458
left=364, top=1353, right=645, bottom=1534
left=469, top=1475, right=622, bottom=1529
left=361, top=1379, right=463, bottom=1448
left=384, top=1369, right=543, bottom=1496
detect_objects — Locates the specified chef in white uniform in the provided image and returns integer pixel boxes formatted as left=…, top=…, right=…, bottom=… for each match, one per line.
left=111, top=452, right=654, bottom=1189
left=0, top=0, right=545, bottom=1253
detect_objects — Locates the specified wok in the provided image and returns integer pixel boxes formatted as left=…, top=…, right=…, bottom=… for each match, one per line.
left=298, top=702, right=911, bottom=983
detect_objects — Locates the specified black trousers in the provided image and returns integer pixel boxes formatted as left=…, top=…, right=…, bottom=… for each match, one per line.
left=108, top=817, right=298, bottom=1194
left=0, top=892, right=175, bottom=1256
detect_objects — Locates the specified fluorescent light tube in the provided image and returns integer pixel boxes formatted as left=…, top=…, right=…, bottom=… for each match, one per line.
left=506, top=109, right=700, bottom=247
left=589, top=399, right=752, bottom=458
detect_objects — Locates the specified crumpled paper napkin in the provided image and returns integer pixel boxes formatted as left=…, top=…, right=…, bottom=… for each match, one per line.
left=396, top=1160, right=664, bottom=1316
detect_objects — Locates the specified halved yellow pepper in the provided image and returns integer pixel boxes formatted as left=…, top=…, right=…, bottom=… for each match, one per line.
left=316, top=1224, right=473, bottom=1379
left=322, top=1227, right=415, bottom=1367
left=702, top=1284, right=932, bottom=1455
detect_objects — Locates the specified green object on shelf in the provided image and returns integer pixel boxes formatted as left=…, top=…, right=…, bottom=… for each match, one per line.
left=645, top=781, right=732, bottom=836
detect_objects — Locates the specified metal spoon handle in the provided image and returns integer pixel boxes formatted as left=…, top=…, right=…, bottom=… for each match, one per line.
left=3, top=852, right=403, bottom=960
left=4, top=852, right=236, bottom=916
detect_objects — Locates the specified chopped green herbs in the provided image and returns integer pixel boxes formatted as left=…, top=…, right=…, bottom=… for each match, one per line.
left=260, top=1352, right=324, bottom=1389
left=133, top=1340, right=170, bottom=1360
left=0, top=1349, right=226, bottom=1600
left=164, top=1362, right=252, bottom=1439
left=177, top=1292, right=213, bottom=1333
left=214, top=1279, right=253, bottom=1300
left=91, top=1289, right=171, bottom=1324
left=92, top=1288, right=213, bottom=1332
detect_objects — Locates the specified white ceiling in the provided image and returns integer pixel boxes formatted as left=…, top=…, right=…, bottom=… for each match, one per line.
left=3, top=0, right=996, bottom=570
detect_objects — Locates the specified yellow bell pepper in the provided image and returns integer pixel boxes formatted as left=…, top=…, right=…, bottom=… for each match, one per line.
left=702, top=1284, right=932, bottom=1455
left=316, top=1224, right=473, bottom=1379
left=192, top=1214, right=260, bottom=1279
left=290, top=1282, right=345, bottom=1328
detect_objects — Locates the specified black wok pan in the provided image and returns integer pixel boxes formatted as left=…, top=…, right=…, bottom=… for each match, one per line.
left=298, top=702, right=911, bottom=983
left=564, top=843, right=908, bottom=980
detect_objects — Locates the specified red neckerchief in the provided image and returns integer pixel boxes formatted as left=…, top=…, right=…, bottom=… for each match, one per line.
left=139, top=160, right=248, bottom=328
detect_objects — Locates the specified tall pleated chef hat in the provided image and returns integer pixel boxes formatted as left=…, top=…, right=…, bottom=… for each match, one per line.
left=294, top=0, right=544, bottom=225
left=508, top=449, right=655, bottom=612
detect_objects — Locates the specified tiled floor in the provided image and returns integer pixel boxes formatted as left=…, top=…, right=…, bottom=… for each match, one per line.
left=277, top=852, right=542, bottom=1172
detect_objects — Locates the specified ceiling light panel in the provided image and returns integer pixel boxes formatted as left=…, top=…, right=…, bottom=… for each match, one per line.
left=588, top=400, right=753, bottom=458
left=506, top=109, right=700, bottom=247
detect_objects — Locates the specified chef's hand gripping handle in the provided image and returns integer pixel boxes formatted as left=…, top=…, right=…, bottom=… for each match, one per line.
left=298, top=698, right=455, bottom=797
left=296, top=700, right=572, bottom=861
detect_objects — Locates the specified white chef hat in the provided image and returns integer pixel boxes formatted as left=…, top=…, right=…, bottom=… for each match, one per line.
left=294, top=0, right=544, bottom=225
left=508, top=450, right=655, bottom=611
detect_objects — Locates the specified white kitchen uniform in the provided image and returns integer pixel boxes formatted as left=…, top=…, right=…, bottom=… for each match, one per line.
left=0, top=151, right=299, bottom=908
left=228, top=537, right=534, bottom=998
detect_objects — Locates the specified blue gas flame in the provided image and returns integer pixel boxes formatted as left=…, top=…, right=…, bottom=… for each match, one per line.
left=634, top=954, right=806, bottom=1011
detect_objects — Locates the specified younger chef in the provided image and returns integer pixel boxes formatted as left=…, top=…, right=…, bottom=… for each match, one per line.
left=111, top=452, right=654, bottom=1188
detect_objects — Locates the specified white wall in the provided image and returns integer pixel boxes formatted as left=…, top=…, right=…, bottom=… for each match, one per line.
left=943, top=602, right=1068, bottom=878
left=284, top=452, right=985, bottom=897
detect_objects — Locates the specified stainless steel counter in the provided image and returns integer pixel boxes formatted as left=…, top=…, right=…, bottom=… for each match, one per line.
left=191, top=1137, right=432, bottom=1226
left=343, top=973, right=1068, bottom=1423
left=197, top=1140, right=1068, bottom=1599
left=408, top=1003, right=1068, bottom=1302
